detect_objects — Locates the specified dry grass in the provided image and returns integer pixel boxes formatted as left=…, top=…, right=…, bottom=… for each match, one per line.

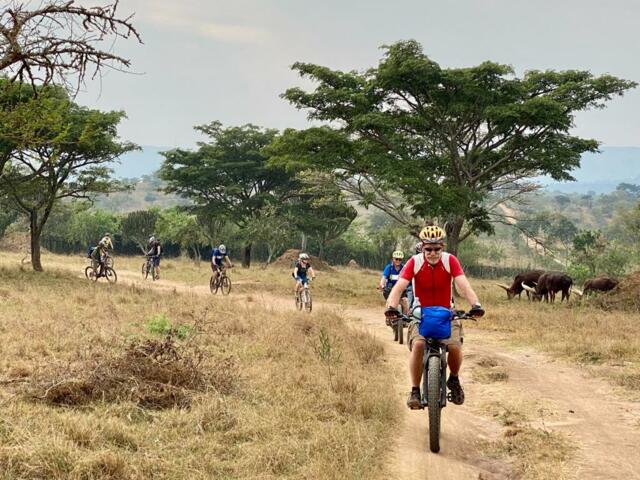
left=479, top=397, right=573, bottom=480
left=0, top=254, right=398, bottom=479
left=473, top=279, right=640, bottom=395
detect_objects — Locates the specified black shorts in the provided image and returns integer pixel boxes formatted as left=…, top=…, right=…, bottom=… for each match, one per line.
left=382, top=287, right=408, bottom=301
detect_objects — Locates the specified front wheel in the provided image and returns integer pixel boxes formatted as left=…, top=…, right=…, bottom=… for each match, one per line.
left=304, top=289, right=312, bottom=312
left=220, top=275, right=231, bottom=295
left=427, top=355, right=442, bottom=453
left=142, top=261, right=149, bottom=279
left=209, top=275, right=218, bottom=294
left=295, top=291, right=303, bottom=310
left=104, top=267, right=118, bottom=283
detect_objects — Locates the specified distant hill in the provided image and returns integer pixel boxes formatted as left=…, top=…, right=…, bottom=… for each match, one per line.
left=540, top=146, right=640, bottom=194
left=111, top=146, right=169, bottom=180
left=113, top=145, right=640, bottom=194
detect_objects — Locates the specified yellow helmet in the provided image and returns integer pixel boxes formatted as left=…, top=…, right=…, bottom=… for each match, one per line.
left=419, top=225, right=446, bottom=244
left=392, top=250, right=404, bottom=259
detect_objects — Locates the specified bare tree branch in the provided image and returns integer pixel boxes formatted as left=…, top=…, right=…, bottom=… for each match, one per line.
left=0, top=0, right=141, bottom=90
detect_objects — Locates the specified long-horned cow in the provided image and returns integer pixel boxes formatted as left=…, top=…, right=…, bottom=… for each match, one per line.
left=496, top=270, right=544, bottom=300
left=522, top=271, right=573, bottom=303
left=577, top=276, right=619, bottom=296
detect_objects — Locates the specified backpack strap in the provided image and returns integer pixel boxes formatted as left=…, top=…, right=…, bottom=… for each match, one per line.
left=441, top=252, right=451, bottom=274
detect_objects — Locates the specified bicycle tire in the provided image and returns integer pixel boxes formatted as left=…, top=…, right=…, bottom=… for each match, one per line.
left=304, top=290, right=312, bottom=312
left=397, top=317, right=404, bottom=344
left=295, top=292, right=302, bottom=310
left=105, top=267, right=118, bottom=284
left=427, top=355, right=442, bottom=453
left=105, top=256, right=114, bottom=268
left=85, top=266, right=94, bottom=280
left=209, top=275, right=219, bottom=294
left=220, top=275, right=231, bottom=295
left=142, top=262, right=149, bottom=279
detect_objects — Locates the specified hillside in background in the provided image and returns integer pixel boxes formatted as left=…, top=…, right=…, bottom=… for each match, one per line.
left=94, top=173, right=189, bottom=212
left=540, top=146, right=640, bottom=193
left=115, top=146, right=640, bottom=195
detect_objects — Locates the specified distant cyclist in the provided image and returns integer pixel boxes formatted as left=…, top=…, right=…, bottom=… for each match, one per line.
left=90, top=232, right=113, bottom=273
left=385, top=226, right=484, bottom=409
left=211, top=244, right=233, bottom=285
left=146, top=235, right=162, bottom=279
left=379, top=250, right=409, bottom=317
left=293, top=253, right=315, bottom=297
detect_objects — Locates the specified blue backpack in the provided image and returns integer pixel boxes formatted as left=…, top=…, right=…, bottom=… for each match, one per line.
left=87, top=246, right=95, bottom=258
left=418, top=306, right=453, bottom=340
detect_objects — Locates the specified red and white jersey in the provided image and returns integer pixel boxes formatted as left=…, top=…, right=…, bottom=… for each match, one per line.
left=400, top=253, right=464, bottom=308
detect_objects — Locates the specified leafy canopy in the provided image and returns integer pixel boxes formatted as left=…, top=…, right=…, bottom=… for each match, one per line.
left=269, top=40, right=637, bottom=251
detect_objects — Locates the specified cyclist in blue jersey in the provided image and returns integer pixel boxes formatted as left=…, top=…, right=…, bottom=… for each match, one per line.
left=379, top=250, right=409, bottom=316
left=211, top=244, right=233, bottom=286
left=293, top=252, right=315, bottom=297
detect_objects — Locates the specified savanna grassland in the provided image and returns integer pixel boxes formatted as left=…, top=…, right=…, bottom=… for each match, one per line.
left=0, top=253, right=397, bottom=479
left=474, top=281, right=640, bottom=397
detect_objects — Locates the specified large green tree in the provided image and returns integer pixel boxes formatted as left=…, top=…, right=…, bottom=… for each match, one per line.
left=268, top=40, right=636, bottom=254
left=160, top=122, right=299, bottom=267
left=0, top=81, right=135, bottom=270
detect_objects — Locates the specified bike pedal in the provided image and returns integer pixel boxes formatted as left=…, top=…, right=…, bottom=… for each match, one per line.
left=446, top=392, right=453, bottom=402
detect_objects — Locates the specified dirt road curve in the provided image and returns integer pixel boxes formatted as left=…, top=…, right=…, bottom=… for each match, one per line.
left=93, top=267, right=640, bottom=480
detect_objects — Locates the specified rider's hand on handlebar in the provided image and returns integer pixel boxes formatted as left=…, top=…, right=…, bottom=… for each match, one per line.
left=469, top=304, right=485, bottom=318
left=384, top=306, right=401, bottom=320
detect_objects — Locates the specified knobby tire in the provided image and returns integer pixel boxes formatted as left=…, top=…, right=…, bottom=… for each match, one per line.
left=221, top=275, right=231, bottom=295
left=427, top=355, right=442, bottom=453
left=105, top=267, right=117, bottom=284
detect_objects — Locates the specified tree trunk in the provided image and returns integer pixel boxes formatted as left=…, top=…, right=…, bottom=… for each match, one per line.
left=301, top=232, right=308, bottom=252
left=318, top=238, right=325, bottom=260
left=242, top=243, right=252, bottom=268
left=30, top=211, right=43, bottom=272
left=266, top=244, right=274, bottom=265
left=445, top=216, right=465, bottom=257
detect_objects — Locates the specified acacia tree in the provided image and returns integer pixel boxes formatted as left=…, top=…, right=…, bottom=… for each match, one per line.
left=0, top=0, right=141, bottom=89
left=160, top=122, right=299, bottom=267
left=268, top=40, right=637, bottom=254
left=0, top=82, right=135, bottom=271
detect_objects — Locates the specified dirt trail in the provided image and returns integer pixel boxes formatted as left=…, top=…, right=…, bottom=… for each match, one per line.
left=70, top=262, right=640, bottom=479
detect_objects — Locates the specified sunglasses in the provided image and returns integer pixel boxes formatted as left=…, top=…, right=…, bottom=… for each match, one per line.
left=393, top=257, right=402, bottom=261
left=424, top=247, right=442, bottom=253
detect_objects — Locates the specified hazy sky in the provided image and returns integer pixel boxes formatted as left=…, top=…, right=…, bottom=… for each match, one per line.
left=77, top=0, right=640, bottom=149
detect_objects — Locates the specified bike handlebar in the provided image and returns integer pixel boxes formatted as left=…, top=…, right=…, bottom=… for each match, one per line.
left=386, top=309, right=481, bottom=322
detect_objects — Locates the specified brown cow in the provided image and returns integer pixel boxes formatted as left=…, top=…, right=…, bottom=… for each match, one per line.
left=578, top=276, right=619, bottom=296
left=522, top=271, right=573, bottom=303
left=496, top=270, right=544, bottom=300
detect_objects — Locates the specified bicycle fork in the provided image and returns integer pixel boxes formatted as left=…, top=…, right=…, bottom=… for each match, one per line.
left=421, top=345, right=448, bottom=409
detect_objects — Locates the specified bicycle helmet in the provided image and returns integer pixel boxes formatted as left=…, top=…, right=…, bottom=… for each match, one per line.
left=415, top=242, right=424, bottom=253
left=299, top=253, right=310, bottom=260
left=392, top=250, right=404, bottom=259
left=149, top=235, right=156, bottom=244
left=104, top=232, right=111, bottom=237
left=219, top=244, right=227, bottom=254
left=419, top=225, right=446, bottom=244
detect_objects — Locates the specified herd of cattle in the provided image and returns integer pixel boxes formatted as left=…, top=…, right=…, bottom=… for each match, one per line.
left=496, top=270, right=619, bottom=303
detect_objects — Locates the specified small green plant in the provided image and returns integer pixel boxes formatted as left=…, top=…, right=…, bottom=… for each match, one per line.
left=313, top=327, right=342, bottom=391
left=145, top=314, right=192, bottom=339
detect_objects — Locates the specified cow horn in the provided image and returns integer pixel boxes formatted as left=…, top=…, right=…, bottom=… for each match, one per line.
left=521, top=282, right=536, bottom=293
left=495, top=283, right=510, bottom=291
left=573, top=288, right=583, bottom=297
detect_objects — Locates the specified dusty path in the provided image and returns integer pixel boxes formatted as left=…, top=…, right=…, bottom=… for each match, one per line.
left=70, top=262, right=640, bottom=479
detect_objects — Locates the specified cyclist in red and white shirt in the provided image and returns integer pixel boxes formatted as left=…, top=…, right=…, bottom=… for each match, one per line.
left=385, top=226, right=484, bottom=409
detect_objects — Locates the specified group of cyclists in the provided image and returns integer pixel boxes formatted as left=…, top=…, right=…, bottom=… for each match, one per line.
left=86, top=225, right=484, bottom=410
left=380, top=225, right=485, bottom=410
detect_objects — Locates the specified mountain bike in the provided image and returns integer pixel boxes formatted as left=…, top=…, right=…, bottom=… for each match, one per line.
left=142, top=255, right=159, bottom=280
left=210, top=266, right=232, bottom=295
left=381, top=286, right=406, bottom=344
left=85, top=260, right=117, bottom=283
left=295, top=281, right=313, bottom=312
left=398, top=309, right=478, bottom=453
